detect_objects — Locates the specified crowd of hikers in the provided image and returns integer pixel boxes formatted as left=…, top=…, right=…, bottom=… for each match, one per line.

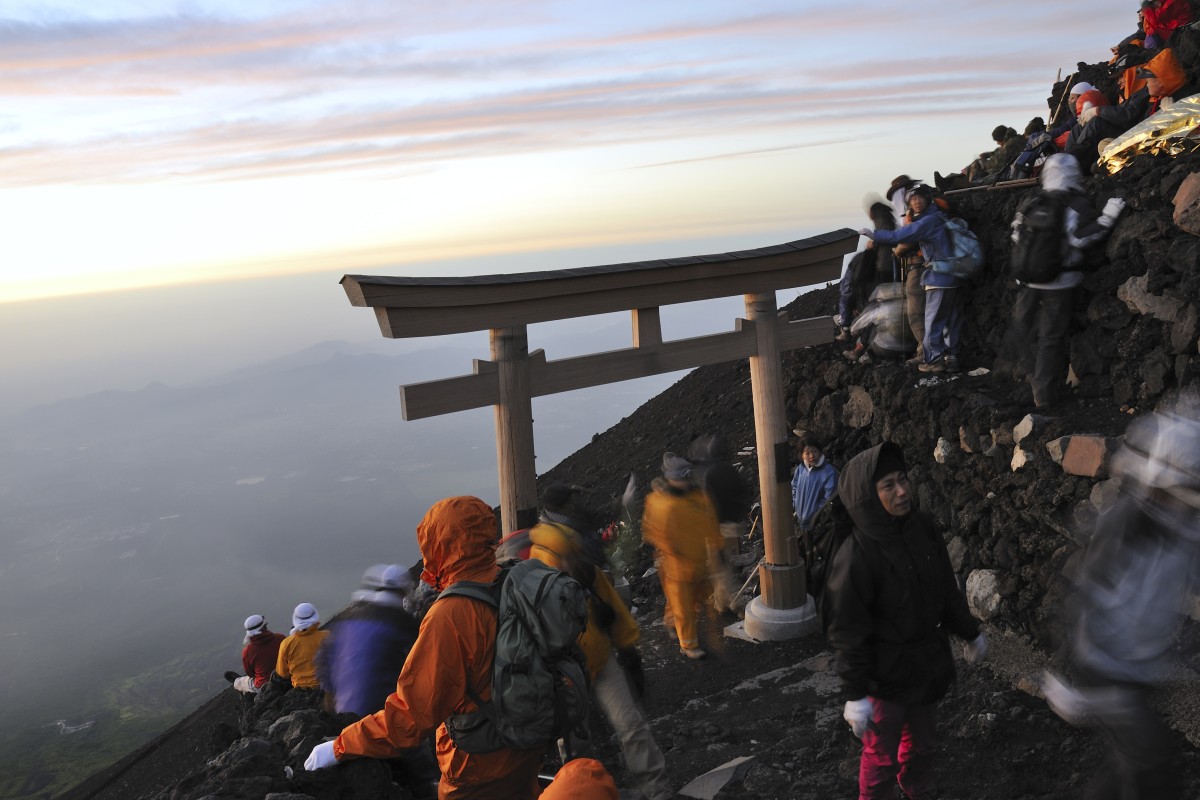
left=837, top=5, right=1200, bottom=396
left=222, top=406, right=1200, bottom=799
left=216, top=12, right=1200, bottom=800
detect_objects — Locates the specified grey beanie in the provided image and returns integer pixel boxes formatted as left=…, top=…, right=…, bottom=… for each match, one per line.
left=662, top=452, right=692, bottom=480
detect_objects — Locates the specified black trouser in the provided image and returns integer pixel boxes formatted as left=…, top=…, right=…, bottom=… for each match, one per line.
left=1011, top=286, right=1073, bottom=406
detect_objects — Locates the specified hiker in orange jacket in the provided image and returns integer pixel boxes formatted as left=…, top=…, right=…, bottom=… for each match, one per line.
left=641, top=452, right=724, bottom=660
left=529, top=484, right=673, bottom=800
left=304, top=496, right=545, bottom=800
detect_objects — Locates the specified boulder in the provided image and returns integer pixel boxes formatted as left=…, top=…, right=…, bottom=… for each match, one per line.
left=1117, top=273, right=1184, bottom=323
left=1171, top=171, right=1200, bottom=235
left=1013, top=414, right=1045, bottom=445
left=947, top=536, right=968, bottom=573
left=1060, top=435, right=1115, bottom=478
left=1011, top=444, right=1030, bottom=472
left=959, top=425, right=983, bottom=454
left=842, top=386, right=873, bottom=429
left=1090, top=478, right=1121, bottom=512
left=966, top=569, right=1003, bottom=621
left=1046, top=436, right=1071, bottom=464
left=933, top=437, right=953, bottom=464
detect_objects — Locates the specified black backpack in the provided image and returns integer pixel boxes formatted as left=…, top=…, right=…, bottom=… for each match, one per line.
left=805, top=492, right=855, bottom=631
left=1009, top=190, right=1067, bottom=283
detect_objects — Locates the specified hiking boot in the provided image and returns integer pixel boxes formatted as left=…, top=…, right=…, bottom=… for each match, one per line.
left=834, top=327, right=851, bottom=342
left=857, top=351, right=873, bottom=364
left=918, top=358, right=945, bottom=374
left=944, top=355, right=959, bottom=372
left=904, top=354, right=923, bottom=367
left=224, top=671, right=240, bottom=684
left=841, top=343, right=865, bottom=362
left=680, top=647, right=707, bottom=660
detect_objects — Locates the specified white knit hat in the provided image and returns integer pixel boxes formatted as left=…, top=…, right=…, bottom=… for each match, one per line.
left=1069, top=81, right=1095, bottom=96
left=243, top=614, right=267, bottom=636
left=292, top=603, right=319, bottom=631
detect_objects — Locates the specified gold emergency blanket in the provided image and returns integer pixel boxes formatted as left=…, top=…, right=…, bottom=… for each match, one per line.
left=1099, top=95, right=1200, bottom=173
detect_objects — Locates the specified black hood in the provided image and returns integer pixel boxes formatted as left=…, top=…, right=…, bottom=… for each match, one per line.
left=837, top=442, right=910, bottom=541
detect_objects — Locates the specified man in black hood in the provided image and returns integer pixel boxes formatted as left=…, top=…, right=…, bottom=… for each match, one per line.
left=824, top=442, right=985, bottom=800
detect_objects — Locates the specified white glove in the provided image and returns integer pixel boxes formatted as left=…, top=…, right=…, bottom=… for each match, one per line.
left=964, top=632, right=988, bottom=664
left=1079, top=106, right=1099, bottom=125
left=1102, top=197, right=1126, bottom=218
left=858, top=228, right=875, bottom=240
left=843, top=697, right=874, bottom=738
left=305, top=740, right=338, bottom=771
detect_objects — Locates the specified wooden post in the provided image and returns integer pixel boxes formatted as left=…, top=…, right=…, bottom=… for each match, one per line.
left=745, top=292, right=805, bottom=610
left=491, top=325, right=538, bottom=533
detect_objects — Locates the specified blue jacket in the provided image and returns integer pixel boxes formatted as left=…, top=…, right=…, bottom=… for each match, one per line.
left=316, top=600, right=420, bottom=717
left=871, top=209, right=960, bottom=288
left=792, top=460, right=838, bottom=531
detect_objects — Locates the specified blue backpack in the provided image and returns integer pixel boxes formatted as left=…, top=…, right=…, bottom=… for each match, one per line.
left=932, top=216, right=985, bottom=280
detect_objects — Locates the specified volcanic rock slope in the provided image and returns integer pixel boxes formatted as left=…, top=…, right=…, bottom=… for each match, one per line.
left=62, top=57, right=1200, bottom=800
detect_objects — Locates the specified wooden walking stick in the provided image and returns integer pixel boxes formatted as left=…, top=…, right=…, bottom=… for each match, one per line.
left=1053, top=71, right=1076, bottom=125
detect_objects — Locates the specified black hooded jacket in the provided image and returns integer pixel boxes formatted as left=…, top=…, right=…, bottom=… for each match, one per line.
left=824, top=443, right=979, bottom=705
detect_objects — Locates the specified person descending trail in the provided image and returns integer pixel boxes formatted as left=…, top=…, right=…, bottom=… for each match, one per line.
left=641, top=452, right=724, bottom=660
left=824, top=442, right=986, bottom=800
left=529, top=484, right=674, bottom=800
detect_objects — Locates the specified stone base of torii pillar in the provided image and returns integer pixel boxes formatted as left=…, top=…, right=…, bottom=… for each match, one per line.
left=740, top=594, right=820, bottom=641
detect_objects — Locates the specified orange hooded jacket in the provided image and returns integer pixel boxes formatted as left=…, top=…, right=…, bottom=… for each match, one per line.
left=333, top=496, right=543, bottom=800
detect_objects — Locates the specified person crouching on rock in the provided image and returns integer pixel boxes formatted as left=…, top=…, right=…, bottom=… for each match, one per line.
left=641, top=452, right=724, bottom=660
left=824, top=442, right=986, bottom=800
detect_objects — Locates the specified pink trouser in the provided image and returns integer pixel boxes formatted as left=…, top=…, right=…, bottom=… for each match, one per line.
left=858, top=697, right=937, bottom=800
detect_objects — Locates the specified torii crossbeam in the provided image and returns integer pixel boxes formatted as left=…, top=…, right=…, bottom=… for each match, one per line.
left=342, top=227, right=858, bottom=640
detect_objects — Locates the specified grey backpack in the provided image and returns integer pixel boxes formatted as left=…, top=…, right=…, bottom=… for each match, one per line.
left=440, top=559, right=591, bottom=754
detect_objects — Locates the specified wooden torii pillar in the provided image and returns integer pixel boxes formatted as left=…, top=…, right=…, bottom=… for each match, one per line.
left=342, top=229, right=858, bottom=637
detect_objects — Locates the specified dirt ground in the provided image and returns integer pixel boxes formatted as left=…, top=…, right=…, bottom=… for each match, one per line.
left=586, top=591, right=1200, bottom=800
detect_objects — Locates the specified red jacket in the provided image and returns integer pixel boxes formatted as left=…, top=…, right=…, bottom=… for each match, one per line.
left=242, top=631, right=285, bottom=688
left=1143, top=0, right=1193, bottom=39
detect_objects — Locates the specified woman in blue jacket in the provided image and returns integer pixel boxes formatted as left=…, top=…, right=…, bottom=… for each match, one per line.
left=860, top=186, right=962, bottom=373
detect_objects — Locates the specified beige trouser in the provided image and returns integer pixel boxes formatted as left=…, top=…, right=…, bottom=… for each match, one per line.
left=593, top=656, right=673, bottom=800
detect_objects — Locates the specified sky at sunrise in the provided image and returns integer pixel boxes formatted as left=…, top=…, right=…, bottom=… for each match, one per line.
left=1, top=0, right=1137, bottom=305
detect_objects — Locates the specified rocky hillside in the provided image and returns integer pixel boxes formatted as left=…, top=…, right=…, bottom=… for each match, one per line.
left=59, top=50, right=1200, bottom=800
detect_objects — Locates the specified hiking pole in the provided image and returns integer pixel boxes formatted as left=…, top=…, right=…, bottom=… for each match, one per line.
left=732, top=556, right=765, bottom=601
left=1052, top=71, right=1076, bottom=125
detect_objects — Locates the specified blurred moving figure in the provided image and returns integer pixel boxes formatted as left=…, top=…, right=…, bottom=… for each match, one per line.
left=319, top=564, right=421, bottom=716
left=317, top=563, right=439, bottom=798
left=529, top=484, right=673, bottom=800
left=1043, top=398, right=1200, bottom=800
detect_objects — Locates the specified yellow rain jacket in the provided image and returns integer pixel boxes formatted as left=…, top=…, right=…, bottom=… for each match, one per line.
left=334, top=496, right=543, bottom=800
left=528, top=521, right=640, bottom=679
left=275, top=626, right=329, bottom=689
left=641, top=482, right=723, bottom=582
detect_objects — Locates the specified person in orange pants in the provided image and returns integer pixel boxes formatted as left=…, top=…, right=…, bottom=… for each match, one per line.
left=641, top=452, right=724, bottom=660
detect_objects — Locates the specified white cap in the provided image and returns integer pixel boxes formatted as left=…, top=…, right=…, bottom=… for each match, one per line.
left=292, top=602, right=319, bottom=631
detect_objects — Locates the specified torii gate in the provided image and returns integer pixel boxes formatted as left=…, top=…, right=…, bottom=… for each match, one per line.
left=341, top=228, right=857, bottom=640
